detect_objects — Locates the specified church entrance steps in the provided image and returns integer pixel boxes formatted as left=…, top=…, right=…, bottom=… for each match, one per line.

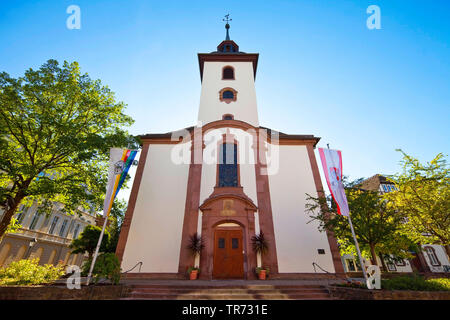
left=121, top=282, right=336, bottom=300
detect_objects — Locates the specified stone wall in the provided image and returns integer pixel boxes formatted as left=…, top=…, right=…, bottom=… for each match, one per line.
left=0, top=285, right=130, bottom=300
left=329, top=286, right=450, bottom=300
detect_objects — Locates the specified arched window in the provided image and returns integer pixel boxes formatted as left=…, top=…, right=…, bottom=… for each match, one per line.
left=218, top=143, right=238, bottom=187
left=222, top=66, right=234, bottom=80
left=223, top=90, right=234, bottom=99
left=219, top=88, right=238, bottom=103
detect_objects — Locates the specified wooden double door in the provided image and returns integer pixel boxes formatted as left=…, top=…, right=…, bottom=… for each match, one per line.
left=213, top=228, right=244, bottom=279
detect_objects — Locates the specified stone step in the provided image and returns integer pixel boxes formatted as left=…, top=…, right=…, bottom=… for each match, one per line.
left=130, top=288, right=328, bottom=294
left=127, top=292, right=333, bottom=300
left=129, top=284, right=327, bottom=290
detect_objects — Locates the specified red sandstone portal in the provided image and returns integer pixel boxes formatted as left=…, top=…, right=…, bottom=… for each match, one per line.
left=199, top=188, right=258, bottom=280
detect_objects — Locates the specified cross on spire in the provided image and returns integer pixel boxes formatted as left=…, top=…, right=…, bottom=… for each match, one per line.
left=223, top=14, right=232, bottom=40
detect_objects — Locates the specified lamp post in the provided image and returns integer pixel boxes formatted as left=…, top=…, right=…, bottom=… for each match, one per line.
left=25, top=238, right=37, bottom=259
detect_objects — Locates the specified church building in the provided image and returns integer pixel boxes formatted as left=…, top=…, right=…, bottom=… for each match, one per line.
left=116, top=22, right=345, bottom=280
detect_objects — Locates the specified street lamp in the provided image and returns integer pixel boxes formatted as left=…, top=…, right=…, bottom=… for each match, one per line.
left=25, top=238, right=37, bottom=259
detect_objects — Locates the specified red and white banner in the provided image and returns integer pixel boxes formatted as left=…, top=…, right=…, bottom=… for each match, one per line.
left=318, top=148, right=350, bottom=217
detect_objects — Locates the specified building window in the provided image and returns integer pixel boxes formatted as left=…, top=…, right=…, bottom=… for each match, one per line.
left=29, top=212, right=40, bottom=230
left=59, top=219, right=68, bottom=237
left=16, top=205, right=29, bottom=224
left=395, top=258, right=406, bottom=266
left=346, top=259, right=357, bottom=272
left=382, top=184, right=388, bottom=192
left=219, top=87, right=238, bottom=104
left=218, top=238, right=225, bottom=249
left=218, top=143, right=238, bottom=187
left=48, top=216, right=59, bottom=235
left=425, top=246, right=441, bottom=266
left=222, top=66, right=235, bottom=80
left=73, top=224, right=80, bottom=239
left=222, top=114, right=234, bottom=120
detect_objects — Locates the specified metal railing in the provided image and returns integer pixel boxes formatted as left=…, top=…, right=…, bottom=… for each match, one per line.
left=94, top=261, right=143, bottom=285
left=312, top=262, right=331, bottom=274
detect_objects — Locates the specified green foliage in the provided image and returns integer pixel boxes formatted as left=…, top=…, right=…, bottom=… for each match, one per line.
left=70, top=225, right=110, bottom=259
left=305, top=178, right=415, bottom=265
left=251, top=232, right=269, bottom=256
left=0, top=258, right=65, bottom=286
left=186, top=232, right=204, bottom=257
left=383, top=150, right=450, bottom=254
left=335, top=280, right=367, bottom=289
left=0, top=59, right=138, bottom=238
left=81, top=253, right=121, bottom=285
left=5, top=217, right=22, bottom=234
left=381, top=275, right=450, bottom=291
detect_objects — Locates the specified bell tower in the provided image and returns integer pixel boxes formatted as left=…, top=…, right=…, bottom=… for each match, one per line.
left=197, top=16, right=260, bottom=127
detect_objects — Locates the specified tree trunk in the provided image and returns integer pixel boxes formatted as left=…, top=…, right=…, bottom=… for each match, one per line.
left=444, top=245, right=450, bottom=263
left=0, top=193, right=25, bottom=239
left=369, top=243, right=379, bottom=267
left=379, top=252, right=388, bottom=272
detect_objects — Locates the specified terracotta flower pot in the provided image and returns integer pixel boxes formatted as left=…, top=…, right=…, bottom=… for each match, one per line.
left=258, top=270, right=266, bottom=280
left=190, top=270, right=198, bottom=280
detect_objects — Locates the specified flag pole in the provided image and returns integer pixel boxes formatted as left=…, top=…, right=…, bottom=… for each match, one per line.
left=86, top=213, right=109, bottom=285
left=347, top=213, right=368, bottom=282
left=325, top=144, right=367, bottom=282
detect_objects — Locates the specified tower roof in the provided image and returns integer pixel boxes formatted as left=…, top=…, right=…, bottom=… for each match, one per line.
left=197, top=15, right=259, bottom=81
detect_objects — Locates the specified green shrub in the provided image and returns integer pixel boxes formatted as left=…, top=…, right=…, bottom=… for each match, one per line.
left=336, top=280, right=367, bottom=289
left=81, top=253, right=121, bottom=285
left=0, top=259, right=65, bottom=286
left=381, top=275, right=450, bottom=291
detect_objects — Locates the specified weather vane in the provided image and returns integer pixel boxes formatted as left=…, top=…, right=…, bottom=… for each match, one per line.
left=223, top=14, right=232, bottom=24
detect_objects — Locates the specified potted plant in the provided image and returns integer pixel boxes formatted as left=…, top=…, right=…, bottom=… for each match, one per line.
left=251, top=232, right=269, bottom=280
left=186, top=233, right=204, bottom=280
left=187, top=266, right=200, bottom=280
left=255, top=266, right=270, bottom=280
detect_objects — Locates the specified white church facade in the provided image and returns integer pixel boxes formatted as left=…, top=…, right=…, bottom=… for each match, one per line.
left=116, top=24, right=345, bottom=280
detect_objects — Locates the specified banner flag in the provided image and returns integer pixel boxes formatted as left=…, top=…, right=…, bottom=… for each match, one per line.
left=318, top=148, right=350, bottom=217
left=103, top=148, right=137, bottom=217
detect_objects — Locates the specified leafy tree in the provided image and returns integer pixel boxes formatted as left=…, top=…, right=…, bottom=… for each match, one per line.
left=305, top=178, right=416, bottom=271
left=81, top=252, right=121, bottom=285
left=69, top=225, right=110, bottom=260
left=103, top=199, right=127, bottom=253
left=384, top=150, right=450, bottom=260
left=0, top=59, right=137, bottom=238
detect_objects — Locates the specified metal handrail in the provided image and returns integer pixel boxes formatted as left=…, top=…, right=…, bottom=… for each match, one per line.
left=123, top=261, right=143, bottom=274
left=94, top=261, right=143, bottom=285
left=312, top=262, right=331, bottom=274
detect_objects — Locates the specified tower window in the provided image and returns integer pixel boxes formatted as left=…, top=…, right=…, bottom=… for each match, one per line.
left=219, top=87, right=238, bottom=103
left=223, top=90, right=234, bottom=99
left=222, top=114, right=234, bottom=120
left=222, top=66, right=234, bottom=80
left=218, top=143, right=238, bottom=187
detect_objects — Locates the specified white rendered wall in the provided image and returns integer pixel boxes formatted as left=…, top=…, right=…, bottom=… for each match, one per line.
left=121, top=144, right=190, bottom=272
left=198, top=62, right=259, bottom=127
left=199, top=127, right=258, bottom=206
left=268, top=145, right=336, bottom=273
left=422, top=244, right=450, bottom=272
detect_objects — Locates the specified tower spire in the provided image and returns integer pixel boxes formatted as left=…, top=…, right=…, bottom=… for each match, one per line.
left=223, top=14, right=232, bottom=40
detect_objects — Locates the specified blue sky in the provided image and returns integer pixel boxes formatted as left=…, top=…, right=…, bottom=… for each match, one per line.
left=1, top=0, right=449, bottom=188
